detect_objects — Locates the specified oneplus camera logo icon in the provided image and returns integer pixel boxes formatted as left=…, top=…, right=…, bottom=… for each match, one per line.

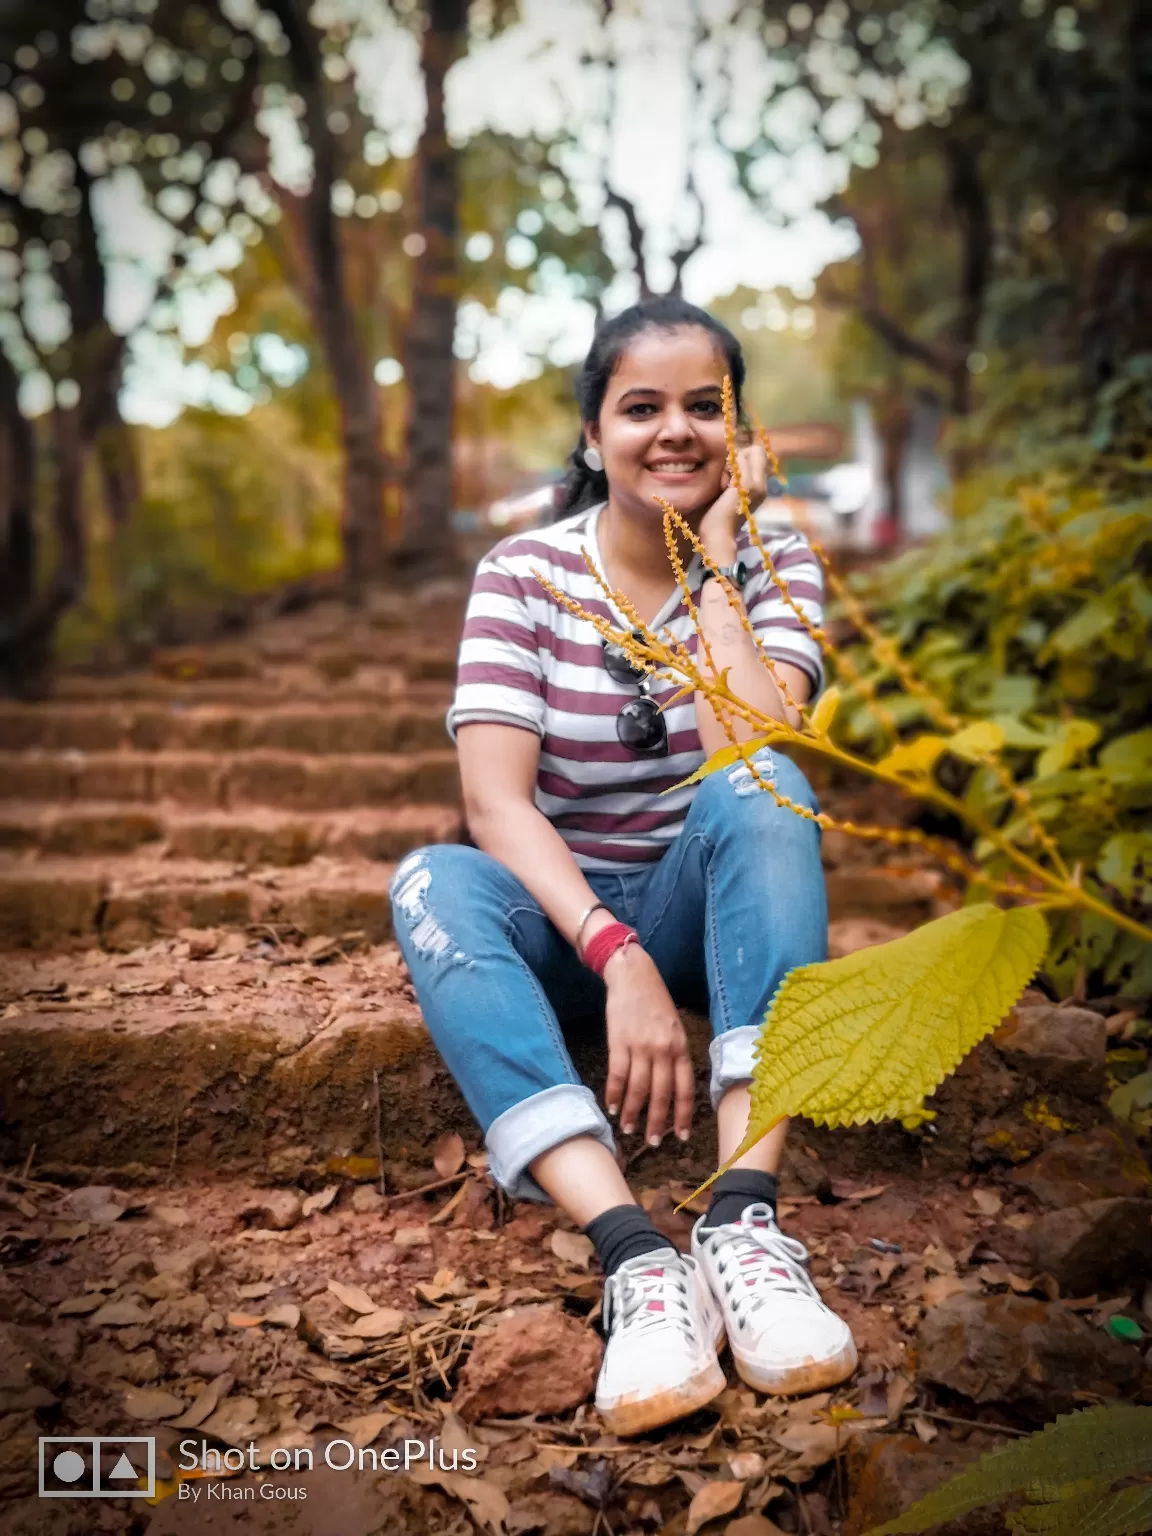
left=39, top=1437, right=156, bottom=1499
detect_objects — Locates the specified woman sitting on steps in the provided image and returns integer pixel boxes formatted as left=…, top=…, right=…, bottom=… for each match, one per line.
left=389, top=295, right=857, bottom=1435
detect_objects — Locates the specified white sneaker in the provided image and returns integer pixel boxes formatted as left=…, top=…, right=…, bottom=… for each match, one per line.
left=595, top=1247, right=727, bottom=1435
left=692, top=1203, right=858, bottom=1396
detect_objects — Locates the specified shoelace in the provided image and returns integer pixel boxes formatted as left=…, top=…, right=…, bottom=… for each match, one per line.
left=603, top=1251, right=696, bottom=1341
left=703, top=1203, right=821, bottom=1321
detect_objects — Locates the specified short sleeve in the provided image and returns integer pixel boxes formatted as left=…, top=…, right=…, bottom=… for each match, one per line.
left=739, top=521, right=825, bottom=696
left=445, top=548, right=547, bottom=741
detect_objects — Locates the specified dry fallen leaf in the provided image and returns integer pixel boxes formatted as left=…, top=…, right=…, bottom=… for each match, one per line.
left=62, top=1186, right=126, bottom=1224
left=726, top=1516, right=788, bottom=1536
left=972, top=1188, right=1003, bottom=1217
left=728, top=1452, right=765, bottom=1481
left=393, top=1225, right=432, bottom=1249
left=199, top=1397, right=261, bottom=1447
left=328, top=1279, right=379, bottom=1315
left=686, top=1479, right=744, bottom=1535
left=772, top=1421, right=840, bottom=1471
left=302, top=1185, right=339, bottom=1218
left=56, top=1293, right=105, bottom=1316
left=168, top=1373, right=234, bottom=1430
left=337, top=1412, right=395, bottom=1448
left=1004, top=1212, right=1034, bottom=1232
left=346, top=1307, right=406, bottom=1339
left=237, top=1282, right=274, bottom=1300
left=415, top=1268, right=468, bottom=1303
left=226, top=1312, right=265, bottom=1329
left=264, top=1303, right=300, bottom=1329
left=921, top=1274, right=968, bottom=1308
left=433, top=1131, right=466, bottom=1179
left=548, top=1230, right=595, bottom=1270
left=886, top=1373, right=916, bottom=1421
left=409, top=1467, right=508, bottom=1534
left=151, top=1206, right=190, bottom=1228
left=123, top=1386, right=186, bottom=1421
left=625, top=1460, right=676, bottom=1487
left=91, top=1299, right=151, bottom=1327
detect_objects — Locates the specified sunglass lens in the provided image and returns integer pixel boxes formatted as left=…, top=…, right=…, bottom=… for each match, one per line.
left=616, top=698, right=668, bottom=756
left=602, top=634, right=646, bottom=684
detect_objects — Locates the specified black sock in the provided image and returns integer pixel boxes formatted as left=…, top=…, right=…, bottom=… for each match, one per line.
left=703, top=1170, right=778, bottom=1230
left=585, top=1204, right=671, bottom=1278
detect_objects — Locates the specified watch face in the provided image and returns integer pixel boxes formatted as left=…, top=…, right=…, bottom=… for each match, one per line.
left=734, top=559, right=748, bottom=589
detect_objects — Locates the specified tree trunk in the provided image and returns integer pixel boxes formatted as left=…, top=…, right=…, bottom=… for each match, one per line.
left=267, top=0, right=389, bottom=596
left=0, top=350, right=36, bottom=623
left=396, top=0, right=468, bottom=573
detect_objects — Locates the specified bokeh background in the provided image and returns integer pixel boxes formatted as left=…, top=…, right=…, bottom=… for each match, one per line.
left=0, top=0, right=1147, bottom=684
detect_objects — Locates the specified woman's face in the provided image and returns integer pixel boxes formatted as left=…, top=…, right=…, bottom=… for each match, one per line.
left=587, top=325, right=731, bottom=521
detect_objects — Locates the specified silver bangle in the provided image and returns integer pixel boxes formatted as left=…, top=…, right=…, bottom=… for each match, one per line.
left=574, top=900, right=611, bottom=956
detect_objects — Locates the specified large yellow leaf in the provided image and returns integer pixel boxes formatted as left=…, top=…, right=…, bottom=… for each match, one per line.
left=735, top=904, right=1048, bottom=1158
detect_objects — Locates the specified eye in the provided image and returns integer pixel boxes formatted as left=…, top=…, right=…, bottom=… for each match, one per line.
left=625, top=402, right=657, bottom=417
left=690, top=400, right=721, bottom=416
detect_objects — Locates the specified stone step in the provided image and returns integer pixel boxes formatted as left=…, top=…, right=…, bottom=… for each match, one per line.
left=0, top=945, right=714, bottom=1176
left=0, top=852, right=415, bottom=950
left=50, top=673, right=454, bottom=709
left=146, top=640, right=460, bottom=685
left=0, top=702, right=450, bottom=754
left=0, top=748, right=461, bottom=809
left=0, top=801, right=462, bottom=864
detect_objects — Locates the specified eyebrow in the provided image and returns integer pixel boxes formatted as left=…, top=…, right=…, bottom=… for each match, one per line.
left=617, top=384, right=723, bottom=402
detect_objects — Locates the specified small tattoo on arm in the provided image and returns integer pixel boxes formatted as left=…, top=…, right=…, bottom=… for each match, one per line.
left=719, top=622, right=740, bottom=643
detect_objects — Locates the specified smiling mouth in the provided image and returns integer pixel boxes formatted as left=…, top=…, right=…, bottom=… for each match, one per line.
left=647, top=461, right=703, bottom=474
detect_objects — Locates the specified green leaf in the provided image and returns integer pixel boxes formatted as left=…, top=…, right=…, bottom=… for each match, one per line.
left=1096, top=832, right=1152, bottom=900
left=739, top=904, right=1047, bottom=1148
left=1035, top=718, right=1100, bottom=777
left=864, top=1406, right=1152, bottom=1535
left=1108, top=1070, right=1152, bottom=1122
left=1099, top=729, right=1152, bottom=786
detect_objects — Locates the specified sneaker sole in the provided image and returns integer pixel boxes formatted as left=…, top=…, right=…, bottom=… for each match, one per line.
left=730, top=1337, right=858, bottom=1396
left=597, top=1357, right=727, bottom=1437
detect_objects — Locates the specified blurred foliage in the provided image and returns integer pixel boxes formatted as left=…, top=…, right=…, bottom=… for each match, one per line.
left=57, top=405, right=340, bottom=663
left=832, top=353, right=1152, bottom=999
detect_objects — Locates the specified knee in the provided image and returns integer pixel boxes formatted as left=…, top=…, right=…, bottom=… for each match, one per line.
left=389, top=843, right=489, bottom=960
left=696, top=746, right=820, bottom=826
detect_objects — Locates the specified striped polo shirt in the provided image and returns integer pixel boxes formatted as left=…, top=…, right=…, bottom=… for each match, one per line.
left=446, top=502, right=824, bottom=871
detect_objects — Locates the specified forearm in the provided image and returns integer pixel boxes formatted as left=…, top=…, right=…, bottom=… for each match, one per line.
left=693, top=528, right=799, bottom=757
left=466, top=797, right=614, bottom=951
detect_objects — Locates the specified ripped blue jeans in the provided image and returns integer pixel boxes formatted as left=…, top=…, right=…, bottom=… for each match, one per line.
left=389, top=750, right=827, bottom=1201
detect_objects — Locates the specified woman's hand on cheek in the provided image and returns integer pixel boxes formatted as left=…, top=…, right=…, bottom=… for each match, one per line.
left=603, top=947, right=694, bottom=1146
left=701, top=442, right=768, bottom=548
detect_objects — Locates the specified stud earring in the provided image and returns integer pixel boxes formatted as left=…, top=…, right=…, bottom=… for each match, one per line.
left=583, top=446, right=603, bottom=473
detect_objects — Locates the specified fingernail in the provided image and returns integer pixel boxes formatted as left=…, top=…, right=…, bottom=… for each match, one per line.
left=677, top=1130, right=690, bottom=1142
left=607, top=1105, right=618, bottom=1118
left=648, top=1135, right=661, bottom=1149
left=622, top=1123, right=635, bottom=1135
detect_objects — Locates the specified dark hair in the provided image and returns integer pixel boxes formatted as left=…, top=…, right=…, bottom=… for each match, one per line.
left=557, top=296, right=747, bottom=516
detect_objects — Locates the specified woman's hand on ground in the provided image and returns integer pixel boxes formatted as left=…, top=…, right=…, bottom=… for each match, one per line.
left=603, top=946, right=694, bottom=1146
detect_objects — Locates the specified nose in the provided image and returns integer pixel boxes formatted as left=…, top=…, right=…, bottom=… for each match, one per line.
left=655, top=404, right=695, bottom=444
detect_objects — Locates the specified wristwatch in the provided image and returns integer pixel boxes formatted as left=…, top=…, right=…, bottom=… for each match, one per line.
left=700, top=558, right=749, bottom=589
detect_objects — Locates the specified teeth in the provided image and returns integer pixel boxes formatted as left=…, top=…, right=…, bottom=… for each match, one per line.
left=650, top=463, right=699, bottom=472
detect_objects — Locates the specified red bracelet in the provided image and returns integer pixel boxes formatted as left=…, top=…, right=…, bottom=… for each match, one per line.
left=582, top=921, right=639, bottom=978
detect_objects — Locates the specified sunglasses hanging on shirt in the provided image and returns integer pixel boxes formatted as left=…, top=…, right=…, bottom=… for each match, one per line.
left=601, top=633, right=669, bottom=758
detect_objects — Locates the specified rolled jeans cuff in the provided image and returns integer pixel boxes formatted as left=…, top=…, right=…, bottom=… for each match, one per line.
left=709, top=1025, right=761, bottom=1109
left=485, top=1084, right=617, bottom=1203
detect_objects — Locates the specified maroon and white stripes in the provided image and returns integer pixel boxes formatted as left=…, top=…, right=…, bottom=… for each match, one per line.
left=446, top=504, right=824, bottom=871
